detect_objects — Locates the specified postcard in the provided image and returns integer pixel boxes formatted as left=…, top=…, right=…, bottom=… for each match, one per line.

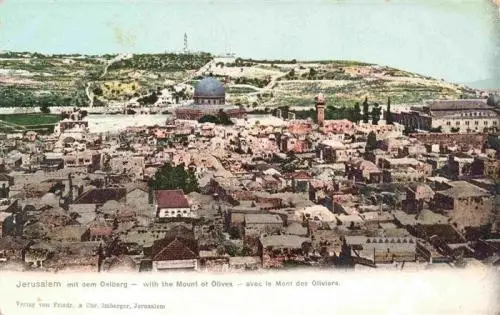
left=0, top=0, right=499, bottom=314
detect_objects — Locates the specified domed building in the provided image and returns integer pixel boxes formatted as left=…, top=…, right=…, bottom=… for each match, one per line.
left=175, top=77, right=246, bottom=120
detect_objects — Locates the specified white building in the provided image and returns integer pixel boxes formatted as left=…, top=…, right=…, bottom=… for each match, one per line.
left=153, top=190, right=194, bottom=219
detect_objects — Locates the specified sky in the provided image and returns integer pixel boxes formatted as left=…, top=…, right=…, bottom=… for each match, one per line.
left=0, top=0, right=499, bottom=86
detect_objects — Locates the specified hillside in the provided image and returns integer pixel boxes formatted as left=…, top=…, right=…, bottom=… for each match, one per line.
left=0, top=52, right=480, bottom=110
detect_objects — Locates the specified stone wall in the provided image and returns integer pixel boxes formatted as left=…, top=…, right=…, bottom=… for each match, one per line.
left=410, top=133, right=487, bottom=149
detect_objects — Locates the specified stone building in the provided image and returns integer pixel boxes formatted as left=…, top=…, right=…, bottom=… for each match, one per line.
left=321, top=119, right=356, bottom=135
left=259, top=234, right=311, bottom=268
left=149, top=226, right=199, bottom=271
left=410, top=133, right=487, bottom=151
left=378, top=157, right=432, bottom=183
left=63, top=150, right=101, bottom=171
left=433, top=181, right=495, bottom=231
left=345, top=236, right=417, bottom=264
left=345, top=158, right=382, bottom=184
left=393, top=99, right=500, bottom=133
left=153, top=190, right=194, bottom=219
left=244, top=214, right=283, bottom=234
left=402, top=184, right=434, bottom=214
left=175, top=77, right=246, bottom=120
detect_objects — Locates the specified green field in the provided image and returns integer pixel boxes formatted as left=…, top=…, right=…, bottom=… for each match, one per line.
left=0, top=114, right=60, bottom=126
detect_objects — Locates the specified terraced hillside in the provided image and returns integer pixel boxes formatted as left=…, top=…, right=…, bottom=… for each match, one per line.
left=0, top=52, right=480, bottom=110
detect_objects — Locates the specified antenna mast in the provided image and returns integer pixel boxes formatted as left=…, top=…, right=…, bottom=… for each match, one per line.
left=184, top=33, right=188, bottom=54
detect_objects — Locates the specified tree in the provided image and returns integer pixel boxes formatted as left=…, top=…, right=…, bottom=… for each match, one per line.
left=347, top=102, right=362, bottom=124
left=198, top=110, right=233, bottom=125
left=40, top=105, right=50, bottom=114
left=308, top=68, right=317, bottom=79
left=149, top=162, right=199, bottom=193
left=184, top=170, right=200, bottom=193
left=281, top=163, right=296, bottom=173
left=366, top=131, right=377, bottom=152
left=371, top=103, right=382, bottom=125
left=198, top=115, right=219, bottom=124
left=93, top=86, right=103, bottom=96
left=386, top=97, right=393, bottom=125
left=138, top=92, right=158, bottom=105
left=362, top=97, right=370, bottom=123
left=217, top=109, right=233, bottom=125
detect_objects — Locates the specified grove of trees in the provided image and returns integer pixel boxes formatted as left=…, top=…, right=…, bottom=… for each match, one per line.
left=149, top=162, right=199, bottom=193
left=198, top=109, right=233, bottom=125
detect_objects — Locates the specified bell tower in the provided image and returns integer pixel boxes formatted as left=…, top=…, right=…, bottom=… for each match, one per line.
left=315, top=93, right=326, bottom=126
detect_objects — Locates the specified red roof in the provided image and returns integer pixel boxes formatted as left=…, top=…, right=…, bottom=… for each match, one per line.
left=283, top=171, right=312, bottom=180
left=154, top=190, right=190, bottom=208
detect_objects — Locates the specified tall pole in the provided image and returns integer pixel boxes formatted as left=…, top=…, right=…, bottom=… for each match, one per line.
left=184, top=33, right=188, bottom=54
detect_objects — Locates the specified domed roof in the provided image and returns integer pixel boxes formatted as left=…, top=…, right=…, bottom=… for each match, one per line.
left=194, top=77, right=225, bottom=98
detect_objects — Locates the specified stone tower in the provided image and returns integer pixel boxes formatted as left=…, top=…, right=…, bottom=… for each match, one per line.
left=315, top=93, right=326, bottom=126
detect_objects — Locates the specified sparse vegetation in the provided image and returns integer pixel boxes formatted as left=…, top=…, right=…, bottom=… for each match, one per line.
left=0, top=52, right=478, bottom=110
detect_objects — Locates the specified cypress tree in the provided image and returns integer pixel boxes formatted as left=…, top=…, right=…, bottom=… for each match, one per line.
left=386, top=97, right=393, bottom=125
left=362, top=97, right=369, bottom=123
left=347, top=102, right=362, bottom=124
left=371, top=103, right=381, bottom=125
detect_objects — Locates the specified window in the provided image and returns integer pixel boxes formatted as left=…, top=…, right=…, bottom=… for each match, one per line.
left=484, top=121, right=488, bottom=125
left=465, top=121, right=470, bottom=125
left=475, top=121, right=479, bottom=125
left=446, top=121, right=451, bottom=126
left=494, top=121, right=498, bottom=126
left=456, top=121, right=460, bottom=126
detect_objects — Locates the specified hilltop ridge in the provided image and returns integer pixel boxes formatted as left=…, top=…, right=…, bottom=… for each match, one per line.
left=0, top=52, right=481, bottom=110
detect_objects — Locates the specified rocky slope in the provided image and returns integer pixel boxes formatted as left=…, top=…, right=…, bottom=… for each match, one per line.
left=0, top=52, right=481, bottom=110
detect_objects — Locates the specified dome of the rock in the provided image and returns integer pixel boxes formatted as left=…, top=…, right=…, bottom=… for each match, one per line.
left=193, top=77, right=226, bottom=105
left=174, top=76, right=246, bottom=120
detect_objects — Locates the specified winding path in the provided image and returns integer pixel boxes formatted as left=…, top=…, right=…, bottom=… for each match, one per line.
left=85, top=53, right=133, bottom=107
left=181, top=59, right=216, bottom=85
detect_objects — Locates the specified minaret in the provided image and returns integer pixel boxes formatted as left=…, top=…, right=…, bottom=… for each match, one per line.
left=315, top=93, right=326, bottom=126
